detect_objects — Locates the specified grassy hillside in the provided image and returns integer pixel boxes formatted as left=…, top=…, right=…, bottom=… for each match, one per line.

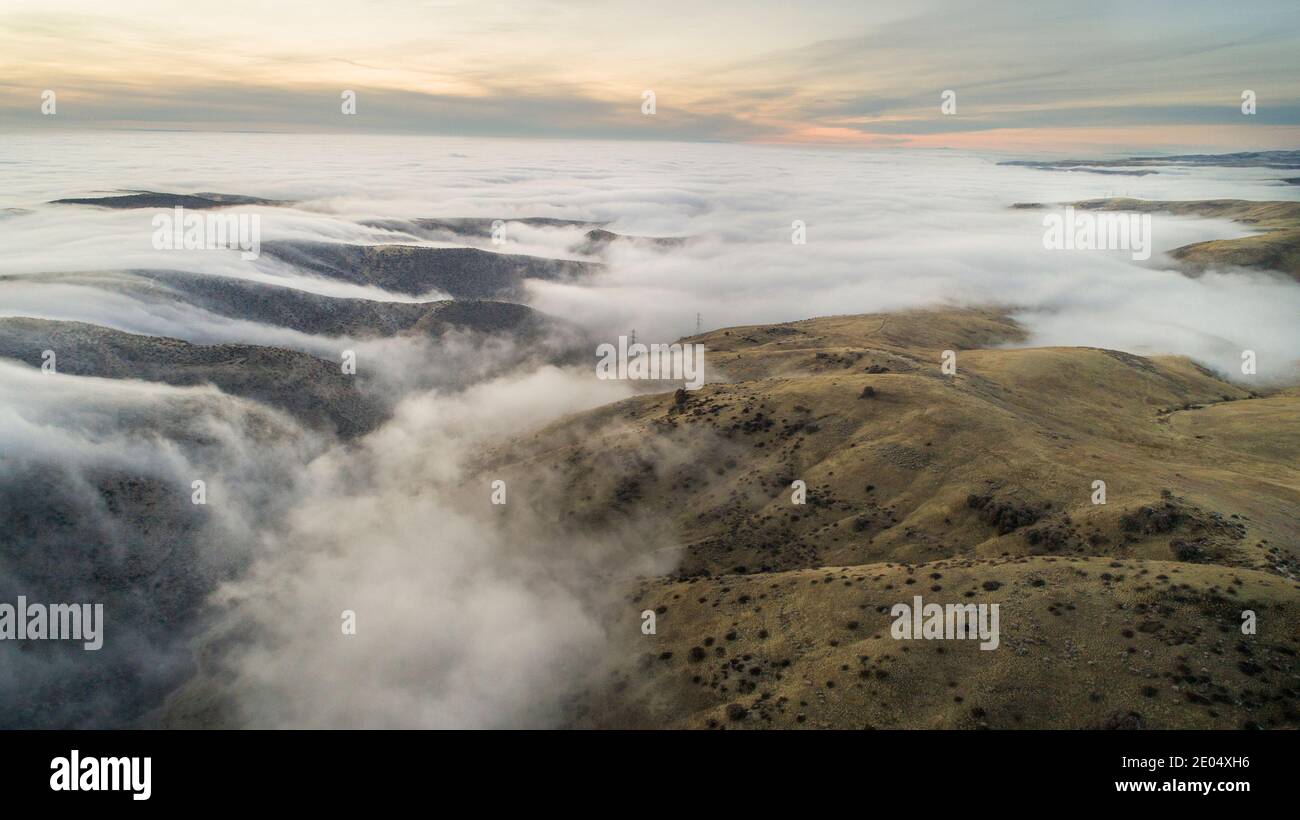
left=1070, top=198, right=1300, bottom=281
left=480, top=308, right=1300, bottom=728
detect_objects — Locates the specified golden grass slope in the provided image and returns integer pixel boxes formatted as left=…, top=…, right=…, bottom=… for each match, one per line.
left=1070, top=198, right=1300, bottom=281
left=481, top=308, right=1300, bottom=729
left=593, top=556, right=1296, bottom=729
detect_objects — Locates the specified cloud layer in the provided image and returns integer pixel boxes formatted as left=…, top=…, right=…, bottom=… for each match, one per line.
left=2, top=1, right=1299, bottom=148
left=4, top=135, right=1298, bottom=378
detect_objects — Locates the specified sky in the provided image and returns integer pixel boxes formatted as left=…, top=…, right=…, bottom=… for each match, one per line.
left=1, top=0, right=1299, bottom=151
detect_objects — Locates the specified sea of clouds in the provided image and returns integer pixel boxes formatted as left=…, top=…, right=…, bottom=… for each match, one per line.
left=4, top=132, right=1299, bottom=378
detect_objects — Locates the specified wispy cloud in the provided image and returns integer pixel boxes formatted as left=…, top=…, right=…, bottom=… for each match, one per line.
left=2, top=0, right=1298, bottom=148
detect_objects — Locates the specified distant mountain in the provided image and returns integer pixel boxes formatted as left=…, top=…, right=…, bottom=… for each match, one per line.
left=573, top=228, right=687, bottom=255
left=363, top=218, right=688, bottom=256
left=1020, top=198, right=1300, bottom=282
left=1002, top=150, right=1300, bottom=173
left=3, top=269, right=574, bottom=342
left=51, top=191, right=292, bottom=209
left=261, top=240, right=600, bottom=299
left=362, top=216, right=602, bottom=240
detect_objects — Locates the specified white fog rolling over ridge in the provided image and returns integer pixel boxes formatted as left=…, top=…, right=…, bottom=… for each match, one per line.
left=2, top=131, right=1299, bottom=729
left=185, top=367, right=671, bottom=729
left=0, top=361, right=319, bottom=728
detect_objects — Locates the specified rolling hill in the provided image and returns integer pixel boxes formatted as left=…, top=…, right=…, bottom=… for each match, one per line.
left=476, top=308, right=1300, bottom=728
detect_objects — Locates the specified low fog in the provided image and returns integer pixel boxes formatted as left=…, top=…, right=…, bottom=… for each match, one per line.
left=4, top=134, right=1297, bottom=378
left=183, top=366, right=677, bottom=728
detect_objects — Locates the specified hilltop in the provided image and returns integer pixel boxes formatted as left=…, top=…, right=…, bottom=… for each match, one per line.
left=1017, top=198, right=1300, bottom=281
left=478, top=308, right=1300, bottom=728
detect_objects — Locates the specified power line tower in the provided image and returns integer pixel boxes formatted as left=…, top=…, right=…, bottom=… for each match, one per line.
left=696, top=312, right=702, bottom=335
left=629, top=328, right=636, bottom=346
